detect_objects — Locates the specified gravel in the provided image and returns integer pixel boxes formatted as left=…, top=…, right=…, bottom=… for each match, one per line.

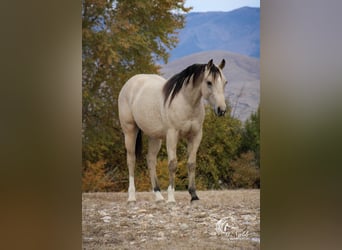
left=82, top=190, right=260, bottom=249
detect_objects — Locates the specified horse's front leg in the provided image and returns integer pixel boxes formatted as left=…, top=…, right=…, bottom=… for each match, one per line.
left=166, top=129, right=179, bottom=204
left=187, top=129, right=203, bottom=202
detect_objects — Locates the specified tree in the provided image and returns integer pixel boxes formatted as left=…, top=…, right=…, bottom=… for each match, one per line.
left=229, top=151, right=260, bottom=188
left=194, top=106, right=260, bottom=190
left=240, top=107, right=260, bottom=166
left=82, top=0, right=190, bottom=191
left=196, top=107, right=243, bottom=189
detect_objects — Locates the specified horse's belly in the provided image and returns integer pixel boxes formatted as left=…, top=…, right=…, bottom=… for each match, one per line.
left=136, top=119, right=165, bottom=139
left=133, top=100, right=166, bottom=139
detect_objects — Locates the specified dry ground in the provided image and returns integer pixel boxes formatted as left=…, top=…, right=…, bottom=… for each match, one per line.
left=82, top=190, right=260, bottom=249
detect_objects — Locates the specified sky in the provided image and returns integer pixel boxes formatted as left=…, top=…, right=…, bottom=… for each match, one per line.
left=185, top=0, right=260, bottom=12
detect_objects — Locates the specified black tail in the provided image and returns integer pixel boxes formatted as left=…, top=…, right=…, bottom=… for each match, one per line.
left=135, top=129, right=142, bottom=160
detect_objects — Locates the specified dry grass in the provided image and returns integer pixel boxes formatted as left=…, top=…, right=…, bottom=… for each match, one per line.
left=82, top=190, right=260, bottom=249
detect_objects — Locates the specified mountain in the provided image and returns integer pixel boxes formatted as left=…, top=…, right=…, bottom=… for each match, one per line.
left=168, top=7, right=260, bottom=62
left=161, top=50, right=259, bottom=122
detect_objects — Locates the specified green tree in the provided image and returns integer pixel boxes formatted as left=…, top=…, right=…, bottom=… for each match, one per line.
left=82, top=0, right=190, bottom=191
left=240, top=107, right=260, bottom=166
left=196, top=107, right=243, bottom=189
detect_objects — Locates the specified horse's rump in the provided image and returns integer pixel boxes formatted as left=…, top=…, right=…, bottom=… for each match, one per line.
left=119, top=74, right=167, bottom=139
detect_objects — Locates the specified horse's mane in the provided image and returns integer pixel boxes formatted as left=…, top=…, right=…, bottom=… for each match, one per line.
left=163, top=63, right=222, bottom=106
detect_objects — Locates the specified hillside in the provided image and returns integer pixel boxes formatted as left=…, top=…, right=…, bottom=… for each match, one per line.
left=169, top=7, right=260, bottom=62
left=161, top=50, right=259, bottom=122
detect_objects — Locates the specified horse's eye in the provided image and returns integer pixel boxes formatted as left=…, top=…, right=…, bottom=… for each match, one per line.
left=207, top=81, right=212, bottom=87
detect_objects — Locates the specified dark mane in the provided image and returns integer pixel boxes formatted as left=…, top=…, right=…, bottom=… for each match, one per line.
left=163, top=63, right=222, bottom=106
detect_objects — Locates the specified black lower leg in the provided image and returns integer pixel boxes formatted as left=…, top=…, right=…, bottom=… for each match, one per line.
left=188, top=187, right=199, bottom=201
left=153, top=176, right=161, bottom=192
left=187, top=162, right=199, bottom=201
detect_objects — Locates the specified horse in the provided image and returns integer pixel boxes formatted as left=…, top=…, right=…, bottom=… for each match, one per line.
left=118, top=59, right=227, bottom=204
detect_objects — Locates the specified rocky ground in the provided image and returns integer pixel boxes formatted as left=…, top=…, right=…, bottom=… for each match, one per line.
left=82, top=190, right=260, bottom=249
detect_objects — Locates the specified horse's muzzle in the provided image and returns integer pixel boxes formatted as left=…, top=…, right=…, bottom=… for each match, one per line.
left=216, top=107, right=226, bottom=117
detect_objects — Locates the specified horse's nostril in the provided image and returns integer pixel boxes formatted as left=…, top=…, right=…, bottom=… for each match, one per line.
left=217, top=107, right=226, bottom=116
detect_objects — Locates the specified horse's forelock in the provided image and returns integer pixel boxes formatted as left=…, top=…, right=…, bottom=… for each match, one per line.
left=207, top=63, right=222, bottom=81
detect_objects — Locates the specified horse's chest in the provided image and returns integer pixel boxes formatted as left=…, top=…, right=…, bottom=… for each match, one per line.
left=167, top=104, right=204, bottom=137
left=178, top=120, right=201, bottom=137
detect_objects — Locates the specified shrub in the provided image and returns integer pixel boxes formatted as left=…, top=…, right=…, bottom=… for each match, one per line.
left=82, top=160, right=114, bottom=192
left=229, top=151, right=260, bottom=188
left=240, top=108, right=260, bottom=166
left=197, top=107, right=243, bottom=189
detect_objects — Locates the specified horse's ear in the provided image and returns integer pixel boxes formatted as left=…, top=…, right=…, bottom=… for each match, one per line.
left=219, top=59, right=226, bottom=69
left=207, top=59, right=213, bottom=68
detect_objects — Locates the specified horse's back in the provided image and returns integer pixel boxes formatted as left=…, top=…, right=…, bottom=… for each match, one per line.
left=126, top=74, right=165, bottom=87
left=119, top=74, right=165, bottom=102
left=119, top=74, right=166, bottom=138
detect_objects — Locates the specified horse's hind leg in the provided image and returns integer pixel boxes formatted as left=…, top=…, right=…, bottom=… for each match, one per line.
left=147, top=138, right=164, bottom=202
left=124, top=128, right=139, bottom=203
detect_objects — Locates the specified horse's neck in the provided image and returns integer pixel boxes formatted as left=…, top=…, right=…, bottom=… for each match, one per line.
left=182, top=83, right=202, bottom=108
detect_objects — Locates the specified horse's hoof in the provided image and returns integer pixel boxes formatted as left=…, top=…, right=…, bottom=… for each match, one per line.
left=191, top=196, right=199, bottom=202
left=167, top=201, right=176, bottom=206
left=127, top=200, right=136, bottom=206
left=155, top=199, right=165, bottom=204
left=190, top=198, right=201, bottom=207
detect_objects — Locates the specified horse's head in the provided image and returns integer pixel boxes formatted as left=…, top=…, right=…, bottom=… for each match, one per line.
left=201, top=59, right=227, bottom=116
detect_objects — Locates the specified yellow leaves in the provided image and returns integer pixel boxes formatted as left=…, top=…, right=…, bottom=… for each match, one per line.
left=134, top=170, right=151, bottom=191
left=230, top=151, right=260, bottom=188
left=82, top=160, right=114, bottom=192
left=96, top=44, right=102, bottom=51
left=82, top=1, right=192, bottom=192
left=89, top=0, right=107, bottom=9
left=82, top=29, right=92, bottom=39
left=107, top=55, right=112, bottom=65
left=107, top=49, right=119, bottom=65
left=117, top=37, right=130, bottom=49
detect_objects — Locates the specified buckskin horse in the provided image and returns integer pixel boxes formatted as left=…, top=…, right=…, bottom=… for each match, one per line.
left=118, top=59, right=227, bottom=204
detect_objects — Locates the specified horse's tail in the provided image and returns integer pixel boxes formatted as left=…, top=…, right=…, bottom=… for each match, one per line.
left=135, top=128, right=142, bottom=160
